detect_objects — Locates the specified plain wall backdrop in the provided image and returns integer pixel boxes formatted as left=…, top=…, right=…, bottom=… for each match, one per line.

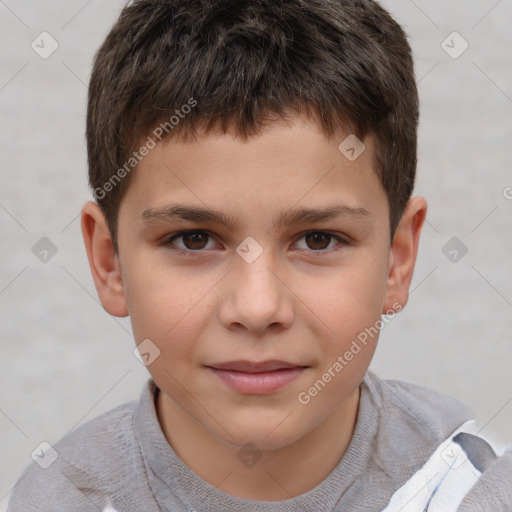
left=1, top=0, right=511, bottom=506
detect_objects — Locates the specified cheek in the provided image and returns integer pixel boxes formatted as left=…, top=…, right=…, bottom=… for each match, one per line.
left=300, top=255, right=388, bottom=337
left=123, top=259, right=214, bottom=345
left=295, top=264, right=385, bottom=410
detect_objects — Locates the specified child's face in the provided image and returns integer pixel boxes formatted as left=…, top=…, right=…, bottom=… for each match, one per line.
left=85, top=114, right=423, bottom=451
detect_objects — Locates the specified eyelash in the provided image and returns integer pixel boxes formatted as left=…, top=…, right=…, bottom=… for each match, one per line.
left=162, top=230, right=349, bottom=257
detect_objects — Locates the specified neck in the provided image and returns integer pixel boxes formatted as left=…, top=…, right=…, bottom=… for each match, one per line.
left=156, top=386, right=361, bottom=501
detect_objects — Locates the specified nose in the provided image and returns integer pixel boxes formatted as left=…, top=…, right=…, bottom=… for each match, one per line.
left=218, top=246, right=294, bottom=335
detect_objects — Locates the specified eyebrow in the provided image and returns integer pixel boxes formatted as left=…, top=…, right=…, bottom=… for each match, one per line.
left=141, top=203, right=370, bottom=230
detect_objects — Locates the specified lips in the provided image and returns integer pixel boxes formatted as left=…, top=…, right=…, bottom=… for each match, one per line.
left=206, top=360, right=308, bottom=394
left=206, top=360, right=304, bottom=373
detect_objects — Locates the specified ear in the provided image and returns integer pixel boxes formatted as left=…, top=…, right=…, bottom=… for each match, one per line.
left=382, top=196, right=427, bottom=313
left=81, top=201, right=128, bottom=317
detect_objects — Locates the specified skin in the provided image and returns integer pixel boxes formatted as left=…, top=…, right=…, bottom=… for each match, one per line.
left=82, top=113, right=427, bottom=501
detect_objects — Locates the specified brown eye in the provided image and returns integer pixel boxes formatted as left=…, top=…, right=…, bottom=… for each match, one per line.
left=294, top=231, right=346, bottom=253
left=304, top=232, right=332, bottom=250
left=181, top=232, right=209, bottom=250
left=166, top=231, right=214, bottom=252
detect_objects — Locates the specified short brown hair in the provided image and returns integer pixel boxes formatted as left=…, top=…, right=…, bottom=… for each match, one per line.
left=87, top=0, right=418, bottom=250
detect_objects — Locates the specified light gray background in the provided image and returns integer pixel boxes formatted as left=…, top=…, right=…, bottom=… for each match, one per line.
left=1, top=0, right=511, bottom=506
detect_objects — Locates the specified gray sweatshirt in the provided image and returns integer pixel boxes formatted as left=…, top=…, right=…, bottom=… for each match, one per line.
left=7, top=370, right=512, bottom=511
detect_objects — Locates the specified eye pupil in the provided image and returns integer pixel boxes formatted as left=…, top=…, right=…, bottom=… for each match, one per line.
left=305, top=232, right=330, bottom=250
left=184, top=232, right=208, bottom=250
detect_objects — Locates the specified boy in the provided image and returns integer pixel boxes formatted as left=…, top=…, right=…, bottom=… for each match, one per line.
left=7, top=0, right=512, bottom=510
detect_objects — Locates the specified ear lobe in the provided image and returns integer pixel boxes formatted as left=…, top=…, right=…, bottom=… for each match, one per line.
left=382, top=196, right=427, bottom=314
left=81, top=201, right=128, bottom=317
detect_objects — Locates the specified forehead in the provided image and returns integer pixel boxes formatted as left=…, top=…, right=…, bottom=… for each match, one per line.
left=120, top=114, right=386, bottom=227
